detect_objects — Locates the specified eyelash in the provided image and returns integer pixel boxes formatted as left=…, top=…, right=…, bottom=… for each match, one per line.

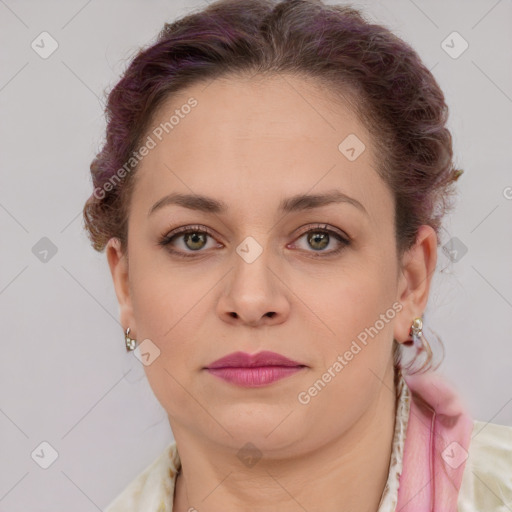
left=157, top=223, right=351, bottom=259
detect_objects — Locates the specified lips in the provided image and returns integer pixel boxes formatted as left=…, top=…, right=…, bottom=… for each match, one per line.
left=204, top=350, right=307, bottom=387
left=205, top=350, right=305, bottom=369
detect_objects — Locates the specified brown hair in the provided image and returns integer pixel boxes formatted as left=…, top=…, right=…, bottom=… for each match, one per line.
left=83, top=0, right=462, bottom=374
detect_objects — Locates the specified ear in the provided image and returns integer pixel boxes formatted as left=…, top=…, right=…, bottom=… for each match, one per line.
left=106, top=237, right=136, bottom=335
left=393, top=225, right=438, bottom=343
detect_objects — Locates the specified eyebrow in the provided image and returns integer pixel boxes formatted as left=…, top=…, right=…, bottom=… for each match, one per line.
left=148, top=190, right=367, bottom=217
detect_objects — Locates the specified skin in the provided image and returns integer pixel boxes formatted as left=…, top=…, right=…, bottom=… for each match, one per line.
left=106, top=73, right=437, bottom=512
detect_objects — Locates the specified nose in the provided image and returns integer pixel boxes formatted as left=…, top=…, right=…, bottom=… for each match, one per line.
left=217, top=251, right=290, bottom=328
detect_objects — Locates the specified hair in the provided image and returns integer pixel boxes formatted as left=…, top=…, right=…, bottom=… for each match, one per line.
left=82, top=0, right=463, bottom=376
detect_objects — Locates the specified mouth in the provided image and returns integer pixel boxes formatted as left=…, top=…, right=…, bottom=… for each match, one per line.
left=205, top=366, right=306, bottom=387
left=204, top=351, right=307, bottom=387
left=205, top=350, right=306, bottom=369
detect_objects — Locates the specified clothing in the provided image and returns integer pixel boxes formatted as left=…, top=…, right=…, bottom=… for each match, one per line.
left=104, top=372, right=512, bottom=512
left=397, top=369, right=474, bottom=511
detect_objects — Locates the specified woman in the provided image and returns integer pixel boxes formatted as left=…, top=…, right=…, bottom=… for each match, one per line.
left=82, top=0, right=512, bottom=510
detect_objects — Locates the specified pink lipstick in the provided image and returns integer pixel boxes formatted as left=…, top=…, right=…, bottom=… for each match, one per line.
left=204, top=350, right=306, bottom=387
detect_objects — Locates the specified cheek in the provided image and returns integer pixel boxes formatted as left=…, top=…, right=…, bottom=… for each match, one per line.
left=313, top=257, right=397, bottom=364
left=128, top=259, right=203, bottom=412
left=129, top=246, right=199, bottom=333
left=128, top=249, right=218, bottom=385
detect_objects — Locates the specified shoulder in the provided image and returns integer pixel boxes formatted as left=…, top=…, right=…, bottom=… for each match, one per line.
left=458, top=419, right=512, bottom=512
left=103, top=441, right=180, bottom=512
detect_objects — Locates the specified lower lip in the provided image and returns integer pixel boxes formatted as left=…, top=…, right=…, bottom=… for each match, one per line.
left=205, top=366, right=305, bottom=387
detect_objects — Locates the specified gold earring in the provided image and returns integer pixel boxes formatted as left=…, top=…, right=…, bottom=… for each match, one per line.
left=409, top=317, right=432, bottom=359
left=125, top=327, right=137, bottom=352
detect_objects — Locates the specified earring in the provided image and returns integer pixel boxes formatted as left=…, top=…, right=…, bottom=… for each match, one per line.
left=125, top=327, right=137, bottom=352
left=409, top=317, right=432, bottom=359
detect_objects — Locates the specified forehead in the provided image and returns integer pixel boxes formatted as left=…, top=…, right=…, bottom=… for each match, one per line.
left=151, top=73, right=367, bottom=145
left=131, top=73, right=391, bottom=223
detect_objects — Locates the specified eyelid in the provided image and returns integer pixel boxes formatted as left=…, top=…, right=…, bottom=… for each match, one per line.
left=158, top=224, right=221, bottom=249
left=294, top=223, right=350, bottom=241
left=160, top=223, right=350, bottom=242
left=158, top=222, right=351, bottom=257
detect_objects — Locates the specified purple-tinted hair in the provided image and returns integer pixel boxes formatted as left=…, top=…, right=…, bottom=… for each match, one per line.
left=83, top=0, right=463, bottom=374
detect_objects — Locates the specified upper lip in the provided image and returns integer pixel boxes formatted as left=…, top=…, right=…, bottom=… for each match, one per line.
left=205, top=351, right=305, bottom=369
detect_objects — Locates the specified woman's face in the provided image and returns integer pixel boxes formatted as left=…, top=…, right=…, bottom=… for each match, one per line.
left=108, top=73, right=415, bottom=455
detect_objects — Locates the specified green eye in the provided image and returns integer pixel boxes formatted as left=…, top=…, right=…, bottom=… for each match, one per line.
left=158, top=223, right=350, bottom=259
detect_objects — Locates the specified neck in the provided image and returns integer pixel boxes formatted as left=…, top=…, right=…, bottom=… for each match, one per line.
left=172, top=368, right=398, bottom=512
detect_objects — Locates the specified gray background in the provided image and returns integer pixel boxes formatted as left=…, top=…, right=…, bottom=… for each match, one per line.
left=1, top=0, right=511, bottom=510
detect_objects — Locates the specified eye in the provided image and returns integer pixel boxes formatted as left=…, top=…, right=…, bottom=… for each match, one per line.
left=290, top=223, right=350, bottom=256
left=158, top=223, right=351, bottom=258
left=158, top=224, right=220, bottom=257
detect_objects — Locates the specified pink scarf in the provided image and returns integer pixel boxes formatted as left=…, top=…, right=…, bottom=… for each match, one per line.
left=396, top=370, right=474, bottom=512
